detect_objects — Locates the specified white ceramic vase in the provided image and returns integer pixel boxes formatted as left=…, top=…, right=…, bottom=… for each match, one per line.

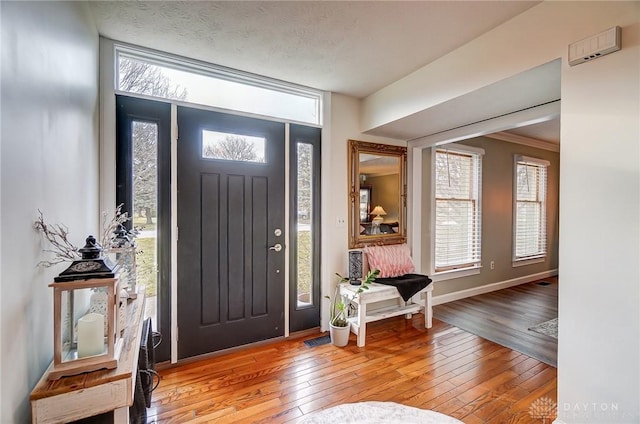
left=329, top=323, right=350, bottom=347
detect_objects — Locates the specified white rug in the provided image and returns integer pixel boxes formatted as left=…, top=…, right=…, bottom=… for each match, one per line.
left=529, top=318, right=558, bottom=339
left=299, top=401, right=464, bottom=424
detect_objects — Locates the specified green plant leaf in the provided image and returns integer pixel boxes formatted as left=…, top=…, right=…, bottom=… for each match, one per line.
left=327, top=268, right=380, bottom=327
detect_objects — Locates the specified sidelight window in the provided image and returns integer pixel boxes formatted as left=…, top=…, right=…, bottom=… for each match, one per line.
left=289, top=124, right=321, bottom=332
left=115, top=95, right=172, bottom=361
left=295, top=143, right=314, bottom=306
left=132, top=121, right=159, bottom=310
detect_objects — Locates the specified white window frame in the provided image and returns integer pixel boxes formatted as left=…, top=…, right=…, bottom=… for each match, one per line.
left=114, top=43, right=323, bottom=126
left=512, top=155, right=550, bottom=266
left=431, top=144, right=484, bottom=280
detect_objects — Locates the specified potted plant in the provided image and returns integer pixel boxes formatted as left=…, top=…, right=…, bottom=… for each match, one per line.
left=326, top=269, right=380, bottom=346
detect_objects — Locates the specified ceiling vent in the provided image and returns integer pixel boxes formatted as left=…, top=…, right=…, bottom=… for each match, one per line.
left=568, top=26, right=621, bottom=67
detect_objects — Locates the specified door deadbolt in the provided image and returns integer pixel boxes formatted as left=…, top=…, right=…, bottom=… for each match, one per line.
left=274, top=229, right=282, bottom=237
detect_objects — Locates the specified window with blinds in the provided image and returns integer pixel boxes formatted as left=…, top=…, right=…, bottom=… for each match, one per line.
left=513, top=155, right=549, bottom=262
left=434, top=148, right=482, bottom=272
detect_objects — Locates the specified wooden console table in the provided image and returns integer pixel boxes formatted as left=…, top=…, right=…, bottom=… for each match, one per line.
left=339, top=282, right=433, bottom=347
left=30, top=289, right=146, bottom=424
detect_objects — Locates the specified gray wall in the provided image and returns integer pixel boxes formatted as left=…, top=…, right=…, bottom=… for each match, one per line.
left=421, top=137, right=559, bottom=296
left=0, top=2, right=99, bottom=422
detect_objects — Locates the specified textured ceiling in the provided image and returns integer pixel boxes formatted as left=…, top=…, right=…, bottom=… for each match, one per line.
left=88, top=1, right=539, bottom=99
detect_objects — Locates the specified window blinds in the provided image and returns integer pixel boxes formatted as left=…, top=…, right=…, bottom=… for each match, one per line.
left=434, top=149, right=482, bottom=271
left=514, top=156, right=549, bottom=260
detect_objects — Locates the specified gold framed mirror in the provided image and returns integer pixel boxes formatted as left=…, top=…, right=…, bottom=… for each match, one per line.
left=348, top=140, right=407, bottom=248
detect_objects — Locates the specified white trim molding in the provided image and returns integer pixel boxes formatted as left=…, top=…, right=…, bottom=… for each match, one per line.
left=170, top=104, right=178, bottom=364
left=410, top=101, right=560, bottom=149
left=432, top=269, right=558, bottom=306
left=512, top=257, right=545, bottom=267
left=486, top=131, right=559, bottom=152
left=431, top=266, right=481, bottom=282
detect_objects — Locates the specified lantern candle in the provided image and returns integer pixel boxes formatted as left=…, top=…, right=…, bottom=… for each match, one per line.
left=77, top=313, right=104, bottom=358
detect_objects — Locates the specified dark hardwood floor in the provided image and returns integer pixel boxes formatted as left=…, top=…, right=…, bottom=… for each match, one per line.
left=149, top=312, right=557, bottom=423
left=433, top=277, right=558, bottom=367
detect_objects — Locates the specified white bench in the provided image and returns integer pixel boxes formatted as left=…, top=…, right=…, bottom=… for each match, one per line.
left=339, top=281, right=433, bottom=347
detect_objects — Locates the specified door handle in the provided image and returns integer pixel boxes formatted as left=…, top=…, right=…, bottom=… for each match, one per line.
left=269, top=243, right=283, bottom=252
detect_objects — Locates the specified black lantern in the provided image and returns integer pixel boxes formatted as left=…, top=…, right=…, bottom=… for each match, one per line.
left=55, top=235, right=118, bottom=282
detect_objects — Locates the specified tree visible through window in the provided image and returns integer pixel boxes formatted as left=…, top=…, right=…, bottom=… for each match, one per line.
left=121, top=56, right=187, bottom=224
left=202, top=130, right=266, bottom=163
left=514, top=156, right=549, bottom=261
left=296, top=143, right=313, bottom=306
left=132, top=122, right=157, bottom=225
left=119, top=56, right=187, bottom=100
left=434, top=147, right=483, bottom=272
left=116, top=50, right=322, bottom=125
left=119, top=58, right=187, bottom=322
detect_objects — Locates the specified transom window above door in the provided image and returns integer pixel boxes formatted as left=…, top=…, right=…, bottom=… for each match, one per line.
left=115, top=45, right=322, bottom=125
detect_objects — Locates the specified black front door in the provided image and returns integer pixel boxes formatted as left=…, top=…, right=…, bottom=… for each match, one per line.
left=177, top=106, right=286, bottom=359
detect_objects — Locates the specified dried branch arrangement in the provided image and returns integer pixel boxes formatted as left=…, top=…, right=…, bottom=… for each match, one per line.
left=34, top=211, right=81, bottom=268
left=34, top=204, right=134, bottom=268
left=100, top=204, right=133, bottom=249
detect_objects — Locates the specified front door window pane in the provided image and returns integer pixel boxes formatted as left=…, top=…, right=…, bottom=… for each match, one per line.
left=202, top=130, right=266, bottom=163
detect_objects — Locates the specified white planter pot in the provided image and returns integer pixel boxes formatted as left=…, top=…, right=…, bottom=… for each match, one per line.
left=329, top=323, right=351, bottom=347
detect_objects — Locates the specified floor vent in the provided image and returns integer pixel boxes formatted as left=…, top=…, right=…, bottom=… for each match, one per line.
left=303, top=335, right=331, bottom=348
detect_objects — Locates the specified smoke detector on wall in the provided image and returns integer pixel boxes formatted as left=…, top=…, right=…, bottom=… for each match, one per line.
left=568, top=26, right=621, bottom=67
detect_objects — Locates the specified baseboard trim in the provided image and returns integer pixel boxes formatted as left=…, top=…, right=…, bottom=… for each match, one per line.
left=432, top=269, right=558, bottom=306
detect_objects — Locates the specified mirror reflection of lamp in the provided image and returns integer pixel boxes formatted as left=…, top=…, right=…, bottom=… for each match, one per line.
left=370, top=205, right=387, bottom=226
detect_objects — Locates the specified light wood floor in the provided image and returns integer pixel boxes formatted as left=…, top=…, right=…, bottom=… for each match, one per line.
left=149, top=314, right=557, bottom=423
left=434, top=277, right=558, bottom=367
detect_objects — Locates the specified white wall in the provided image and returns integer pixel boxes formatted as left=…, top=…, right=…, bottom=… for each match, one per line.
left=320, top=93, right=405, bottom=330
left=363, top=2, right=640, bottom=422
left=558, top=7, right=639, bottom=423
left=0, top=2, right=99, bottom=422
left=361, top=2, right=586, bottom=132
